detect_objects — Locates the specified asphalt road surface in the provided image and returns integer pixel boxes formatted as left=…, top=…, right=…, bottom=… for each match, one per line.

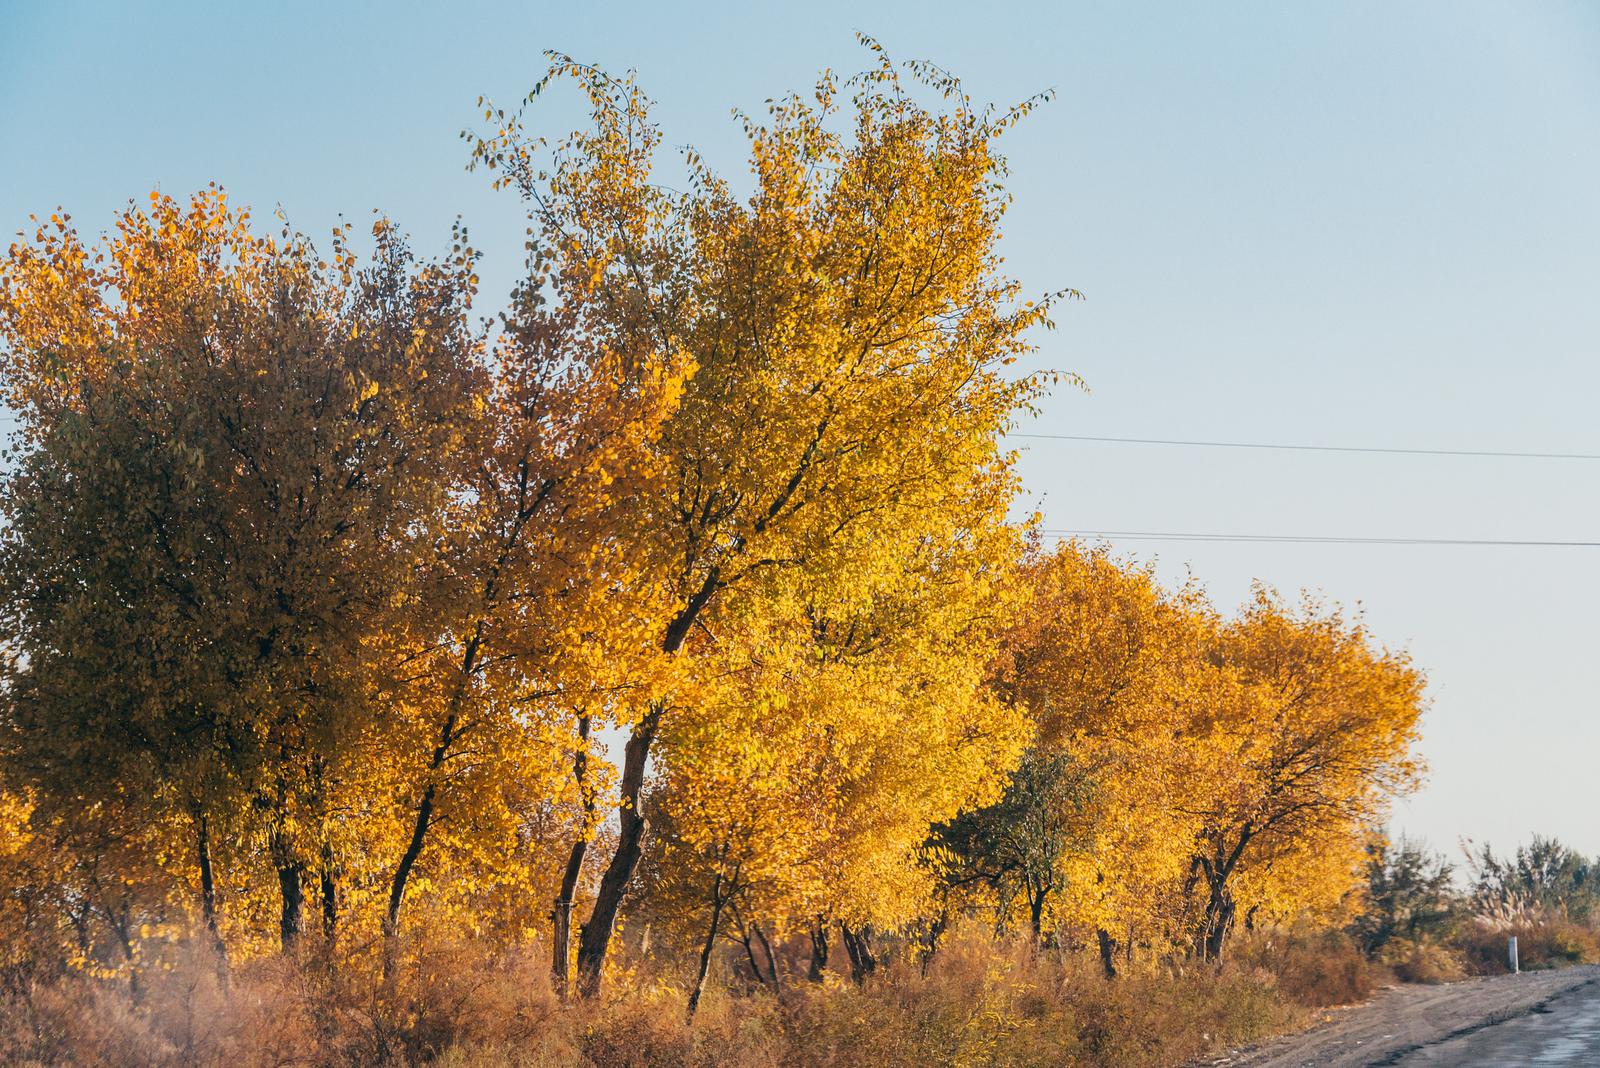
left=1213, top=965, right=1600, bottom=1068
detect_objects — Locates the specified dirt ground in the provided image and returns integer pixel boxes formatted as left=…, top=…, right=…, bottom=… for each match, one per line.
left=1204, top=965, right=1600, bottom=1068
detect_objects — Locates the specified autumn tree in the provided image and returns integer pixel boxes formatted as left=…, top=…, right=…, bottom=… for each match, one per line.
left=969, top=542, right=1209, bottom=971
left=0, top=190, right=487, bottom=953
left=1182, top=590, right=1426, bottom=960
left=470, top=40, right=1062, bottom=996
left=372, top=145, right=689, bottom=976
left=643, top=522, right=1028, bottom=1011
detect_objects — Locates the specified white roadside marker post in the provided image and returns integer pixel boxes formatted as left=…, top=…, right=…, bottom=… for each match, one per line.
left=1509, top=935, right=1519, bottom=975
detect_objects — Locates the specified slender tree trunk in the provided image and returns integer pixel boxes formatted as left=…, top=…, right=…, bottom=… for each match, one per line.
left=551, top=714, right=593, bottom=996
left=191, top=807, right=228, bottom=977
left=107, top=904, right=141, bottom=1003
left=320, top=841, right=338, bottom=945
left=750, top=920, right=782, bottom=998
left=807, top=919, right=830, bottom=982
left=385, top=629, right=484, bottom=978
left=920, top=908, right=949, bottom=975
left=735, top=917, right=764, bottom=987
left=686, top=870, right=726, bottom=1022
left=576, top=569, right=718, bottom=998
left=1096, top=928, right=1119, bottom=979
left=550, top=859, right=581, bottom=993
left=1028, top=885, right=1048, bottom=945
left=574, top=703, right=662, bottom=997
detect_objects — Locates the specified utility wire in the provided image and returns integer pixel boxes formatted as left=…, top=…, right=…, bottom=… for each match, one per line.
left=1043, top=529, right=1600, bottom=547
left=1012, top=433, right=1600, bottom=461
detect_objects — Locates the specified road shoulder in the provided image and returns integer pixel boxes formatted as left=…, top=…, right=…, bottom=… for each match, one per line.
left=1200, top=965, right=1600, bottom=1068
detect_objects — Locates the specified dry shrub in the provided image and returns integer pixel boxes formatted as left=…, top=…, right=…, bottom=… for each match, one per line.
left=1239, top=931, right=1384, bottom=1008
left=1455, top=918, right=1600, bottom=975
left=1382, top=940, right=1466, bottom=985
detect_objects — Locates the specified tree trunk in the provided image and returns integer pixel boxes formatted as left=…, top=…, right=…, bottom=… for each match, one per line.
left=320, top=841, right=338, bottom=944
left=1096, top=928, right=1119, bottom=979
left=383, top=779, right=434, bottom=979
left=107, top=904, right=141, bottom=1003
left=576, top=569, right=718, bottom=999
left=751, top=920, right=782, bottom=998
left=840, top=923, right=877, bottom=984
left=920, top=908, right=949, bottom=974
left=385, top=629, right=484, bottom=977
left=192, top=808, right=228, bottom=975
left=1201, top=882, right=1235, bottom=962
left=1196, top=830, right=1252, bottom=963
left=575, top=704, right=662, bottom=997
left=686, top=870, right=726, bottom=1022
left=1028, top=886, right=1047, bottom=944
left=733, top=910, right=766, bottom=989
left=551, top=897, right=576, bottom=993
left=273, top=847, right=304, bottom=952
left=551, top=714, right=593, bottom=996
left=807, top=920, right=830, bottom=982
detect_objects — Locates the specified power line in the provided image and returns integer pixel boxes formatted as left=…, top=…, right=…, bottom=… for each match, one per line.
left=1043, top=529, right=1600, bottom=547
left=1011, top=433, right=1600, bottom=461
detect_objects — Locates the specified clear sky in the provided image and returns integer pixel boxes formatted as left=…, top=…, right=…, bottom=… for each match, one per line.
left=3, top=1, right=1597, bottom=859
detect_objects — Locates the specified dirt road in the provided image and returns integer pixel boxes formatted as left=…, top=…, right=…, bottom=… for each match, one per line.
left=1209, top=966, right=1600, bottom=1068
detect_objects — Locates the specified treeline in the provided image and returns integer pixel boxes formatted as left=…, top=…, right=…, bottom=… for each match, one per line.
left=0, top=47, right=1423, bottom=1025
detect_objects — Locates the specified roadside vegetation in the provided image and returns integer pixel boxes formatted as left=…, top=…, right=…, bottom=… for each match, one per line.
left=1357, top=835, right=1600, bottom=983
left=0, top=40, right=1590, bottom=1068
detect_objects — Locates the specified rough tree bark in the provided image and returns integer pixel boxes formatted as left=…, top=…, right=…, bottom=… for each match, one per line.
left=272, top=838, right=304, bottom=952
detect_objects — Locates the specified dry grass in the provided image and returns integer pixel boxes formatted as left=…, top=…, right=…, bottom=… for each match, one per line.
left=0, top=931, right=1320, bottom=1068
left=1454, top=918, right=1600, bottom=975
left=1240, top=931, right=1384, bottom=1008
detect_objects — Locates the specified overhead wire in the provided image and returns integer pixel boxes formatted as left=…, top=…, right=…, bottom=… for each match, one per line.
left=1010, top=433, right=1600, bottom=461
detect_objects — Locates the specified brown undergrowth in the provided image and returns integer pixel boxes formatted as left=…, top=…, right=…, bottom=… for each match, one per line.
left=0, top=931, right=1330, bottom=1068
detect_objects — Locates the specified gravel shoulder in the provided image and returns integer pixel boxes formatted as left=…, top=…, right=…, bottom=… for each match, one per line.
left=1203, top=965, right=1600, bottom=1068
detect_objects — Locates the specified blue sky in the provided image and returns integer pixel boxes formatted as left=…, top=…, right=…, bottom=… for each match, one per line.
left=3, top=1, right=1598, bottom=858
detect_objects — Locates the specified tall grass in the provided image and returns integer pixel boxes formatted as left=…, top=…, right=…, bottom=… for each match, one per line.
left=0, top=931, right=1318, bottom=1068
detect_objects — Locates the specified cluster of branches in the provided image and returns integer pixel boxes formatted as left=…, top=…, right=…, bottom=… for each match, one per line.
left=0, top=43, right=1425, bottom=1013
